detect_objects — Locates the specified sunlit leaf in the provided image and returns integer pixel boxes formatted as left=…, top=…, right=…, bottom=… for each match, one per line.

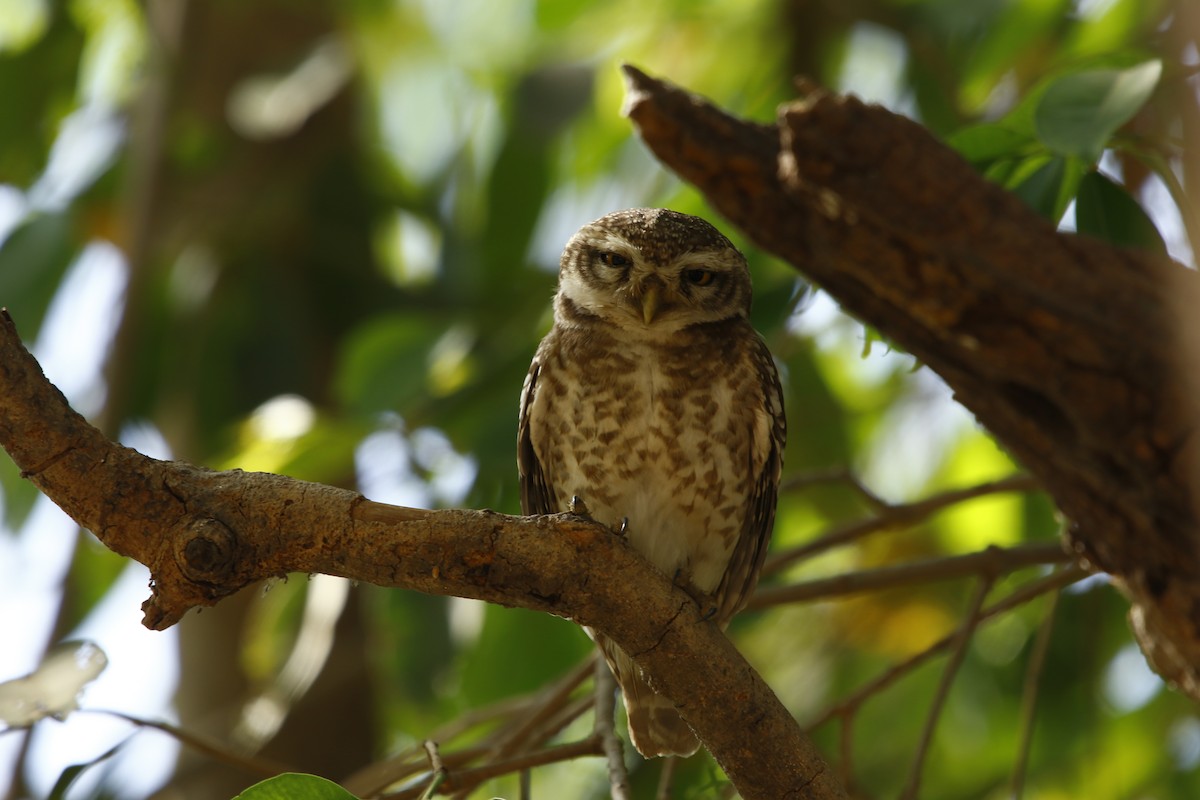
left=234, top=773, right=359, bottom=800
left=1033, top=60, right=1161, bottom=161
left=947, top=123, right=1034, bottom=165
left=931, top=433, right=1024, bottom=551
left=0, top=641, right=107, bottom=727
left=0, top=0, right=49, bottom=54
left=1068, top=0, right=1154, bottom=58
left=956, top=0, right=1066, bottom=113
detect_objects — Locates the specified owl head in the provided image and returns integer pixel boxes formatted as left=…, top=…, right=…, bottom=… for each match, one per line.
left=555, top=208, right=752, bottom=336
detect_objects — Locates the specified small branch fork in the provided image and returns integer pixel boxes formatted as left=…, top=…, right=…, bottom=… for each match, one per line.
left=805, top=567, right=1086, bottom=733
left=804, top=566, right=1086, bottom=794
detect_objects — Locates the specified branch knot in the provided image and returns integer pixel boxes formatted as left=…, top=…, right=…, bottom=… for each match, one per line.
left=175, top=517, right=239, bottom=585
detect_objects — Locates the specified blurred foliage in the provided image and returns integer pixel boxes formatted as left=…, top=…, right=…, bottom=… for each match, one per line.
left=1, top=0, right=1199, bottom=798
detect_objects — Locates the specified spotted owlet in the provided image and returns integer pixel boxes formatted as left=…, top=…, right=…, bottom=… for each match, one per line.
left=517, top=208, right=786, bottom=757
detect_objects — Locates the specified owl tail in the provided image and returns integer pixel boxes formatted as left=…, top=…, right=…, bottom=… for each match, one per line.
left=596, top=634, right=700, bottom=758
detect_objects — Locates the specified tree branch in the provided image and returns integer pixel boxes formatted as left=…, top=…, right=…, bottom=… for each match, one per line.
left=804, top=565, right=1087, bottom=732
left=900, top=576, right=993, bottom=800
left=0, top=309, right=844, bottom=800
left=593, top=659, right=632, bottom=800
left=1011, top=589, right=1060, bottom=798
left=750, top=542, right=1069, bottom=609
left=764, top=473, right=1043, bottom=577
left=621, top=63, right=1200, bottom=699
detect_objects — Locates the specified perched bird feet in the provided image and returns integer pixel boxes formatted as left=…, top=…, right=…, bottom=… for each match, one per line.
left=568, top=495, right=592, bottom=519
left=671, top=568, right=718, bottom=620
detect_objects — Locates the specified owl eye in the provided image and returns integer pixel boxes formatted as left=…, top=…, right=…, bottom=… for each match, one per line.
left=597, top=251, right=630, bottom=268
left=684, top=268, right=715, bottom=286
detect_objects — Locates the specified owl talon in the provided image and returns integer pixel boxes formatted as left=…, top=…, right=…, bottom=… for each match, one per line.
left=671, top=571, right=716, bottom=617
left=569, top=495, right=592, bottom=519
left=617, top=517, right=629, bottom=537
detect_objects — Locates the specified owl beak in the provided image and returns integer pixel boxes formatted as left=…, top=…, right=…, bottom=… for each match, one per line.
left=641, top=285, right=661, bottom=324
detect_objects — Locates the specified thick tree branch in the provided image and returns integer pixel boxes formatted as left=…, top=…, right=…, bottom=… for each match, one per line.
left=621, top=64, right=1200, bottom=699
left=0, top=310, right=844, bottom=800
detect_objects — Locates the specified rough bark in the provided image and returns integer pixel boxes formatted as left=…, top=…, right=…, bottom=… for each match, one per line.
left=0, top=311, right=843, bottom=800
left=621, top=64, right=1200, bottom=698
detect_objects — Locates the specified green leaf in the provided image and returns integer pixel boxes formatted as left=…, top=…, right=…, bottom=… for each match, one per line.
left=0, top=445, right=39, bottom=531
left=1075, top=171, right=1166, bottom=253
left=1033, top=60, right=1161, bottom=161
left=1010, top=157, right=1066, bottom=221
left=956, top=0, right=1067, bottom=114
left=460, top=606, right=590, bottom=706
left=0, top=212, right=79, bottom=337
left=47, top=741, right=123, bottom=800
left=947, top=123, right=1034, bottom=165
left=234, top=773, right=359, bottom=800
left=334, top=314, right=442, bottom=415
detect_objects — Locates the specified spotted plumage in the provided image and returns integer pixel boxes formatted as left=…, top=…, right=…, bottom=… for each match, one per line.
left=518, top=208, right=786, bottom=757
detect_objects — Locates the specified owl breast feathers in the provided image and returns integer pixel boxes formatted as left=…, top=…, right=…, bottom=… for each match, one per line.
left=518, top=207, right=786, bottom=758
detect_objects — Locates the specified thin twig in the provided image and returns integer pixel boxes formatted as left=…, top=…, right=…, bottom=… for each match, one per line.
left=533, top=695, right=596, bottom=747
left=805, top=566, right=1087, bottom=731
left=594, top=658, right=632, bottom=800
left=418, top=741, right=447, bottom=800
left=764, top=474, right=1041, bottom=577
left=490, top=656, right=596, bottom=759
left=749, top=542, right=1068, bottom=610
left=383, top=738, right=605, bottom=800
left=656, top=757, right=679, bottom=800
left=780, top=467, right=889, bottom=510
left=445, top=695, right=598, bottom=800
left=82, top=709, right=289, bottom=779
left=349, top=743, right=492, bottom=798
left=98, top=0, right=184, bottom=437
left=445, top=694, right=596, bottom=800
left=838, top=711, right=857, bottom=798
left=1012, top=589, right=1060, bottom=798
left=345, top=658, right=593, bottom=797
left=900, top=576, right=994, bottom=800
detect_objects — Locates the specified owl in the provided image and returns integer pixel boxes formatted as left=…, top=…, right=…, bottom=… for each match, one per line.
left=517, top=208, right=786, bottom=757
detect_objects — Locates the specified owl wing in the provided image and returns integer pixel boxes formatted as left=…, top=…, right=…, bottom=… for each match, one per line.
left=714, top=337, right=786, bottom=623
left=517, top=354, right=556, bottom=516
